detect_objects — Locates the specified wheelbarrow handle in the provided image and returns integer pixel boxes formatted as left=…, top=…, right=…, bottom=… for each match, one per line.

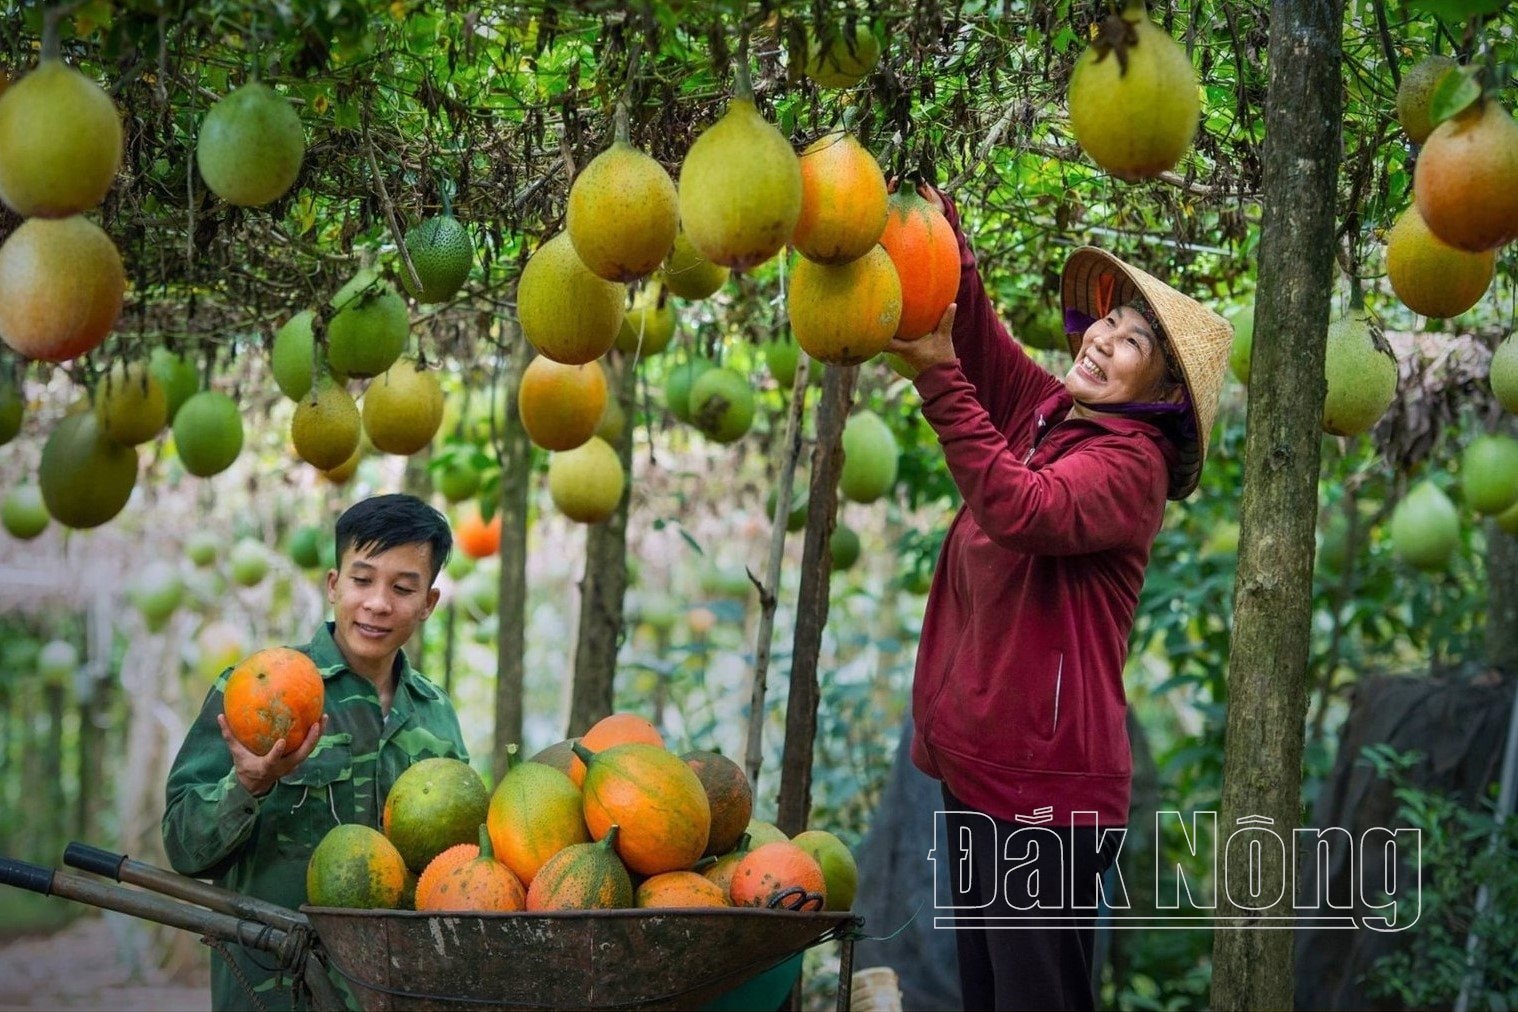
left=0, top=856, right=56, bottom=896
left=62, top=842, right=125, bottom=880
left=2, top=858, right=348, bottom=1012
left=63, top=841, right=308, bottom=934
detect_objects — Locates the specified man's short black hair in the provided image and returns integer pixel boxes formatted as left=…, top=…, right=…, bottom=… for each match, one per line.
left=334, top=494, right=452, bottom=583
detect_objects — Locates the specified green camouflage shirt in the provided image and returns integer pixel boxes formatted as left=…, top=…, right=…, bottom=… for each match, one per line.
left=162, top=622, right=469, bottom=1011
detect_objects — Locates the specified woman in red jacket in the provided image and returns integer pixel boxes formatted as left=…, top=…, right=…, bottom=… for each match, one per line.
left=885, top=188, right=1232, bottom=1010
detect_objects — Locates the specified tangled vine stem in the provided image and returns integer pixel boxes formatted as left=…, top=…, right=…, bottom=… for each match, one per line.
left=361, top=102, right=423, bottom=299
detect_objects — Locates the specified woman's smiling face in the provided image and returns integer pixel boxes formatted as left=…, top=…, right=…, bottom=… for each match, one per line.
left=1063, top=305, right=1175, bottom=407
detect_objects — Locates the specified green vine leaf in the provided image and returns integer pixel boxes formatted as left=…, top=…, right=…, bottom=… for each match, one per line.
left=1427, top=65, right=1482, bottom=128
left=1407, top=0, right=1512, bottom=23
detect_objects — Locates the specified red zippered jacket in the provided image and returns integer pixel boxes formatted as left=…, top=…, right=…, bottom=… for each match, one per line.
left=909, top=201, right=1178, bottom=827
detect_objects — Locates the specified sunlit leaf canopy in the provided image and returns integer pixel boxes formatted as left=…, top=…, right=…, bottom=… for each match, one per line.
left=1, top=0, right=1513, bottom=399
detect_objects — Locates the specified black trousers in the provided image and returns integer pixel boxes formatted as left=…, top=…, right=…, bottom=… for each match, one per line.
left=940, top=787, right=1121, bottom=1011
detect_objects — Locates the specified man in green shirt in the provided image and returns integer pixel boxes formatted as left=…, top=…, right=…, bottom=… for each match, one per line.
left=164, top=494, right=469, bottom=1010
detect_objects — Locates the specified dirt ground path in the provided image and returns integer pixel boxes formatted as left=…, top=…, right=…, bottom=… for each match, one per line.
left=0, top=915, right=208, bottom=1011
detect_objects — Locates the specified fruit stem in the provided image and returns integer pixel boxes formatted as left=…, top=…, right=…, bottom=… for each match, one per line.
left=1348, top=277, right=1365, bottom=312
left=570, top=739, right=596, bottom=766
left=477, top=823, right=494, bottom=860
left=613, top=98, right=630, bottom=146
left=732, top=28, right=755, bottom=102
left=40, top=2, right=84, bottom=61
left=503, top=742, right=518, bottom=772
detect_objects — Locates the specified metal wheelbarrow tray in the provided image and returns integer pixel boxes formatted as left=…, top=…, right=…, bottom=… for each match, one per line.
left=305, top=905, right=859, bottom=1010
left=1, top=843, right=863, bottom=1010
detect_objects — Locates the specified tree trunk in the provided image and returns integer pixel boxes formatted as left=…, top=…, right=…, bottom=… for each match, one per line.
left=492, top=335, right=533, bottom=779
left=776, top=364, right=856, bottom=835
left=1212, top=1, right=1344, bottom=1008
left=1487, top=421, right=1518, bottom=673
left=566, top=352, right=637, bottom=737
left=1488, top=524, right=1518, bottom=673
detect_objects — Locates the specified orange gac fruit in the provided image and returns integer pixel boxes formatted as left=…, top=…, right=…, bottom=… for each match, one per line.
left=222, top=647, right=324, bottom=756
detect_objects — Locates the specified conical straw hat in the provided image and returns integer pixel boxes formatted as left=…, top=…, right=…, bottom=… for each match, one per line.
left=1060, top=247, right=1233, bottom=500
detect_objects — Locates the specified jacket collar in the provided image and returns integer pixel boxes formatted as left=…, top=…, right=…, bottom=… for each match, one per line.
left=1033, top=389, right=1181, bottom=472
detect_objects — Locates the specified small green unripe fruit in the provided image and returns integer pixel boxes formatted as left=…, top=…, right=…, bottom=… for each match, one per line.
left=830, top=523, right=861, bottom=572
left=664, top=358, right=716, bottom=423
left=326, top=279, right=409, bottom=379
left=1490, top=334, right=1518, bottom=413
left=1322, top=309, right=1397, bottom=437
left=228, top=538, right=270, bottom=587
left=1227, top=303, right=1254, bottom=386
left=173, top=391, right=244, bottom=477
left=1461, top=435, right=1518, bottom=515
left=39, top=412, right=138, bottom=529
left=196, top=82, right=305, bottom=207
left=790, top=830, right=858, bottom=911
left=2, top=484, right=49, bottom=540
left=401, top=216, right=474, bottom=303
left=148, top=347, right=200, bottom=421
left=839, top=410, right=899, bottom=503
left=1389, top=480, right=1460, bottom=572
left=687, top=367, right=756, bottom=443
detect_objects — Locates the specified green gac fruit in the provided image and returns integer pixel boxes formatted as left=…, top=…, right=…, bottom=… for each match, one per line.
left=839, top=410, right=899, bottom=504
left=271, top=310, right=344, bottom=401
left=1227, top=302, right=1254, bottom=386
left=39, top=412, right=138, bottom=529
left=766, top=484, right=809, bottom=532
left=2, top=484, right=49, bottom=540
left=148, top=347, right=200, bottom=421
left=1490, top=334, right=1518, bottom=414
left=614, top=284, right=677, bottom=356
left=687, top=367, right=756, bottom=443
left=196, top=81, right=305, bottom=208
left=0, top=376, right=22, bottom=446
left=402, top=216, right=474, bottom=304
left=1389, top=480, right=1460, bottom=572
left=1322, top=308, right=1397, bottom=437
left=763, top=336, right=802, bottom=389
left=830, top=523, right=861, bottom=572
left=664, top=358, right=716, bottom=423
left=1461, top=435, right=1518, bottom=516
left=326, top=279, right=409, bottom=379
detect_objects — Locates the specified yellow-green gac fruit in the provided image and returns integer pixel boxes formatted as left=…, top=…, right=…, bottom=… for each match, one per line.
left=327, top=276, right=409, bottom=380
left=517, top=232, right=625, bottom=365
left=806, top=23, right=882, bottom=89
left=1322, top=308, right=1397, bottom=437
left=1067, top=0, right=1200, bottom=181
left=0, top=59, right=122, bottom=218
left=568, top=140, right=678, bottom=283
left=1395, top=54, right=1459, bottom=145
left=1389, top=480, right=1460, bottom=572
left=677, top=100, right=802, bottom=271
left=548, top=437, right=625, bottom=524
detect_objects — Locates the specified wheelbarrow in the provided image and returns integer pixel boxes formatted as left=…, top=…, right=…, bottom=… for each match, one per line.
left=0, top=842, right=864, bottom=1010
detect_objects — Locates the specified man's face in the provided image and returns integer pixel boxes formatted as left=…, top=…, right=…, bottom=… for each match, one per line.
left=326, top=542, right=439, bottom=678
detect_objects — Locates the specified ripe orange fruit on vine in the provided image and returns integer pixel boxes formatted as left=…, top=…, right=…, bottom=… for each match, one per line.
left=792, top=131, right=888, bottom=265
left=1067, top=0, right=1199, bottom=180
left=0, top=216, right=124, bottom=363
left=518, top=356, right=607, bottom=452
left=878, top=188, right=960, bottom=340
left=0, top=59, right=121, bottom=217
left=1413, top=97, right=1518, bottom=252
left=1385, top=204, right=1494, bottom=318
left=222, top=646, right=325, bottom=756
left=456, top=507, right=502, bottom=559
